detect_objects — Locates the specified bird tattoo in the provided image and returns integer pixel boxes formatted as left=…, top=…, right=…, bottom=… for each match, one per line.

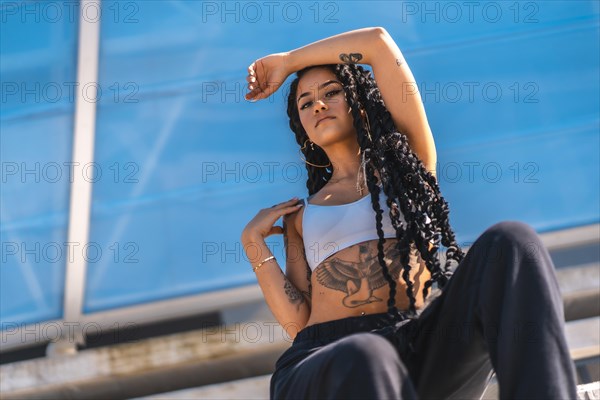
left=315, top=240, right=407, bottom=308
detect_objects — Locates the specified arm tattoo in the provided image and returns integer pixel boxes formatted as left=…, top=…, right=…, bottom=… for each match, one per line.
left=396, top=53, right=406, bottom=67
left=339, top=53, right=363, bottom=64
left=282, top=217, right=311, bottom=307
left=281, top=270, right=306, bottom=310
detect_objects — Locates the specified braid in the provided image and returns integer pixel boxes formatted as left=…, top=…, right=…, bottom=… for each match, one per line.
left=286, top=63, right=465, bottom=322
left=339, top=65, right=402, bottom=318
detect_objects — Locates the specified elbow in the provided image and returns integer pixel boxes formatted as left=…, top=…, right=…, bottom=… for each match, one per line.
left=369, top=27, right=397, bottom=56
left=371, top=26, right=392, bottom=44
left=369, top=26, right=388, bottom=36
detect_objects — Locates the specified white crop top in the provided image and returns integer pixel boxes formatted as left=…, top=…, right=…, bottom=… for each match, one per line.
left=301, top=186, right=406, bottom=271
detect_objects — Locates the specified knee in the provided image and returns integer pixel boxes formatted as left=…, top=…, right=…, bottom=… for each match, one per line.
left=472, top=220, right=550, bottom=271
left=332, top=333, right=405, bottom=371
left=474, top=220, right=541, bottom=254
left=483, top=220, right=539, bottom=244
left=325, top=333, right=414, bottom=398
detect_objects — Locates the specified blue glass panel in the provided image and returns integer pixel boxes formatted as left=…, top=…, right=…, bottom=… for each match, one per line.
left=1, top=1, right=79, bottom=327
left=31, top=0, right=595, bottom=312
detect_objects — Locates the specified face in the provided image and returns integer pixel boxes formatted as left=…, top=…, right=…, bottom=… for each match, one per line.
left=296, top=67, right=356, bottom=147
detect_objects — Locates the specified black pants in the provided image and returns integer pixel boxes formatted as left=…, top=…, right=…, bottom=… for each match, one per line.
left=270, top=221, right=578, bottom=399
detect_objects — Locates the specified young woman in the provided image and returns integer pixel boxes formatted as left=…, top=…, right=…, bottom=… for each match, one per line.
left=240, top=27, right=577, bottom=399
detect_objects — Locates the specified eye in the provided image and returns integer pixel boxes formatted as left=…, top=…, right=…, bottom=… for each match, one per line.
left=299, top=88, right=343, bottom=110
left=300, top=100, right=313, bottom=110
left=325, top=89, right=342, bottom=97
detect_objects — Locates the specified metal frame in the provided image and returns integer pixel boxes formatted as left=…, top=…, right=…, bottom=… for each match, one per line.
left=58, top=0, right=101, bottom=354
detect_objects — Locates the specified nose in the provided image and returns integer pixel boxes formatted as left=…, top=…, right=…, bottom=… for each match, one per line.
left=312, top=99, right=328, bottom=113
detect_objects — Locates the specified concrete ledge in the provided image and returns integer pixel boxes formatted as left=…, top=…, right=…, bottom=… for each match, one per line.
left=2, top=350, right=284, bottom=400
left=564, top=288, right=600, bottom=322
left=565, top=317, right=600, bottom=361
left=3, top=316, right=598, bottom=399
left=1, top=322, right=291, bottom=399
left=133, top=374, right=273, bottom=400
left=482, top=377, right=600, bottom=400
left=133, top=377, right=600, bottom=400
left=1, top=221, right=597, bottom=399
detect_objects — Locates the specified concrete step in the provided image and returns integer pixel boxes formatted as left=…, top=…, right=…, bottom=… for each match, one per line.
left=481, top=378, right=600, bottom=400
left=0, top=323, right=290, bottom=400
left=133, top=374, right=273, bottom=400
left=134, top=317, right=600, bottom=400
left=2, top=233, right=597, bottom=399
left=567, top=316, right=600, bottom=362
left=556, top=262, right=599, bottom=322
left=2, top=316, right=597, bottom=400
left=133, top=375, right=600, bottom=399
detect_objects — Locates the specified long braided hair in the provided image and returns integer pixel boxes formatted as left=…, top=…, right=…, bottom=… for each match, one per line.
left=287, top=63, right=466, bottom=321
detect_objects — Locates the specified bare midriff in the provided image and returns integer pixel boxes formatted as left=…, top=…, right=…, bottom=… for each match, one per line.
left=303, top=237, right=431, bottom=329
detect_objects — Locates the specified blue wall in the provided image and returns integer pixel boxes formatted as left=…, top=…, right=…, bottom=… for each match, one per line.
left=1, top=1, right=598, bottom=327
left=1, top=1, right=79, bottom=325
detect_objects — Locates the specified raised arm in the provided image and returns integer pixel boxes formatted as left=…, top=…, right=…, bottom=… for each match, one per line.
left=241, top=198, right=310, bottom=340
left=246, top=27, right=437, bottom=177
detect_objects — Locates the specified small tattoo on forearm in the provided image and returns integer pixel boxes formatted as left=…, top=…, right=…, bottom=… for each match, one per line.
left=284, top=279, right=305, bottom=309
left=339, top=53, right=363, bottom=64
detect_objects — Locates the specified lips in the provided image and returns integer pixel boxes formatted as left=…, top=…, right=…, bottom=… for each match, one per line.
left=315, top=116, right=335, bottom=127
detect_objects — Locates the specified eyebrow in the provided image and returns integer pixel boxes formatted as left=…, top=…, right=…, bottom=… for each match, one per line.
left=297, top=80, right=342, bottom=104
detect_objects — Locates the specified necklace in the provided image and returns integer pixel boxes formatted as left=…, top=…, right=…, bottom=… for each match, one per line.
left=328, top=150, right=368, bottom=195
left=326, top=176, right=365, bottom=195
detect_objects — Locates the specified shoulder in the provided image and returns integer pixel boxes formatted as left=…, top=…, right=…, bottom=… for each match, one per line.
left=283, top=198, right=306, bottom=239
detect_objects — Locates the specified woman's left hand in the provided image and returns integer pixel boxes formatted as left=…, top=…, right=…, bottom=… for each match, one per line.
left=245, top=52, right=290, bottom=101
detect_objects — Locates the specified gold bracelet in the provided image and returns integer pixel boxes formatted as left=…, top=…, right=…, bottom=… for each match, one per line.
left=253, top=255, right=276, bottom=272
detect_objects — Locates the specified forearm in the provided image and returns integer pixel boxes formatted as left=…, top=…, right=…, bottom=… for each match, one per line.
left=241, top=236, right=310, bottom=339
left=285, top=27, right=388, bottom=73
left=283, top=27, right=437, bottom=174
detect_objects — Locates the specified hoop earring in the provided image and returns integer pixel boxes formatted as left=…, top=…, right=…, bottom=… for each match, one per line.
left=299, top=139, right=331, bottom=168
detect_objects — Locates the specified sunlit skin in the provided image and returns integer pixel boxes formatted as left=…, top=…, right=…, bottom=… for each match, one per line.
left=242, top=27, right=579, bottom=399
left=289, top=67, right=431, bottom=328
left=241, top=28, right=439, bottom=340
left=296, top=68, right=365, bottom=184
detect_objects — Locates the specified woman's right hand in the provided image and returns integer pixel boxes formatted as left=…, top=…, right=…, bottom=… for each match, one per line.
left=241, top=197, right=304, bottom=243
left=245, top=52, right=291, bottom=102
